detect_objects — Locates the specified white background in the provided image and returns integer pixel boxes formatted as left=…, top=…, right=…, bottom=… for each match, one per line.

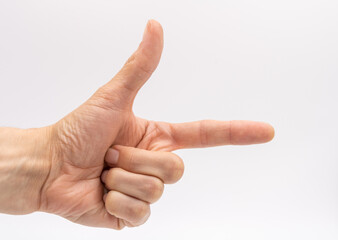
left=0, top=0, right=338, bottom=239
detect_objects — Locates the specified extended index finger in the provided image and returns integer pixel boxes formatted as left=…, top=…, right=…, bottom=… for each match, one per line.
left=170, top=120, right=275, bottom=149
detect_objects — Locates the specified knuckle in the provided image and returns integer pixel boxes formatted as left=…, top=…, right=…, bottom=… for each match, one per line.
left=94, top=86, right=115, bottom=102
left=199, top=120, right=209, bottom=146
left=130, top=203, right=150, bottom=224
left=105, top=168, right=119, bottom=189
left=127, top=51, right=154, bottom=76
left=134, top=58, right=154, bottom=76
left=114, top=220, right=126, bottom=231
left=105, top=191, right=119, bottom=215
left=144, top=178, right=164, bottom=203
left=164, top=154, right=185, bottom=183
left=125, top=148, right=138, bottom=172
left=88, top=87, right=122, bottom=111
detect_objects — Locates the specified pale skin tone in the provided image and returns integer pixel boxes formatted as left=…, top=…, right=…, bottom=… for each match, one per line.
left=0, top=20, right=274, bottom=229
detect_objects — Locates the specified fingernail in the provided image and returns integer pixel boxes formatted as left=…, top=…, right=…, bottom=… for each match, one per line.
left=105, top=148, right=119, bottom=166
left=101, top=170, right=108, bottom=182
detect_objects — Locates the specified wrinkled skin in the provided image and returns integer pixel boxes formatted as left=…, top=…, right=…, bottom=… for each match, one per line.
left=42, top=105, right=181, bottom=228
left=31, top=20, right=275, bottom=229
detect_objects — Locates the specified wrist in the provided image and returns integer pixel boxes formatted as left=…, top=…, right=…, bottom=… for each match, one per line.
left=0, top=127, right=52, bottom=214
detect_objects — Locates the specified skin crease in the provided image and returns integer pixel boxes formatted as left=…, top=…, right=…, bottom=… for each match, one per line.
left=0, top=20, right=274, bottom=230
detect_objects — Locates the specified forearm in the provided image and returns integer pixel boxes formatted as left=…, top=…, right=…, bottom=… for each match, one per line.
left=0, top=127, right=51, bottom=214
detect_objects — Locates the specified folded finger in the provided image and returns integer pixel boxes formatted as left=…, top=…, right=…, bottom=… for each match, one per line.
left=102, top=168, right=164, bottom=203
left=105, top=190, right=150, bottom=227
left=105, top=145, right=184, bottom=184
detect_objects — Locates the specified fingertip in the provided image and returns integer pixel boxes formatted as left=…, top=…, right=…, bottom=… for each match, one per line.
left=147, top=19, right=163, bottom=35
left=258, top=122, right=275, bottom=143
left=105, top=148, right=119, bottom=166
left=141, top=19, right=163, bottom=49
left=229, top=120, right=275, bottom=145
left=101, top=170, right=109, bottom=183
left=266, top=123, right=275, bottom=142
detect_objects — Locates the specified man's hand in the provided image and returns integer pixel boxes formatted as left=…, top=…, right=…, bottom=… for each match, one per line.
left=0, top=20, right=274, bottom=229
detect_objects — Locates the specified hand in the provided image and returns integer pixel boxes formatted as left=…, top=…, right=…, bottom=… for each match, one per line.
left=0, top=20, right=274, bottom=229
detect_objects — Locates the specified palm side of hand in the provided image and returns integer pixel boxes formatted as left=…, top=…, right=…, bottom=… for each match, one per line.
left=39, top=20, right=274, bottom=229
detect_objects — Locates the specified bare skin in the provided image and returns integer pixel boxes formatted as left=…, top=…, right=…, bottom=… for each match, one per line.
left=0, top=20, right=274, bottom=229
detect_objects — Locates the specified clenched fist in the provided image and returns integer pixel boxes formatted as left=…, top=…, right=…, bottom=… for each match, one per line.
left=0, top=20, right=274, bottom=229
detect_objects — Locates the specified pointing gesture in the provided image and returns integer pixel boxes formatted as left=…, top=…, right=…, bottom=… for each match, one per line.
left=8, top=20, right=273, bottom=229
